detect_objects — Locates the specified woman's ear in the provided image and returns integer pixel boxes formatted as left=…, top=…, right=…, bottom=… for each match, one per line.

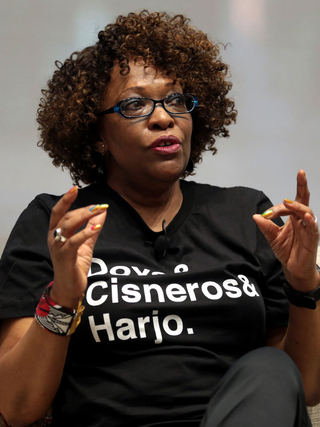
left=92, top=141, right=106, bottom=178
left=93, top=141, right=106, bottom=155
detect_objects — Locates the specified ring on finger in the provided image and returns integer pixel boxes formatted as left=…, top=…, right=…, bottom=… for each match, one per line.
left=302, top=215, right=317, bottom=227
left=54, top=228, right=67, bottom=243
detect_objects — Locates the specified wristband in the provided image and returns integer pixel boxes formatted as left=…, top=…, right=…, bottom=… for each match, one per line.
left=283, top=265, right=320, bottom=310
left=35, top=282, right=85, bottom=336
left=283, top=283, right=320, bottom=310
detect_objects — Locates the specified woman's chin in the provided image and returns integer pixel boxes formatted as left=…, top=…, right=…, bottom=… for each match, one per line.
left=149, top=165, right=186, bottom=183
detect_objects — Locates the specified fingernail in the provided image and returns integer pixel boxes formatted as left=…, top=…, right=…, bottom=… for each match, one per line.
left=99, top=204, right=109, bottom=211
left=261, top=209, right=273, bottom=218
left=68, top=186, right=78, bottom=194
left=90, top=204, right=109, bottom=212
left=91, top=224, right=101, bottom=231
left=284, top=198, right=293, bottom=204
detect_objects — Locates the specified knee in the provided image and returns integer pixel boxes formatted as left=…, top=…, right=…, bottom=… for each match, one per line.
left=243, top=346, right=295, bottom=369
left=202, top=348, right=308, bottom=427
left=231, top=347, right=302, bottom=391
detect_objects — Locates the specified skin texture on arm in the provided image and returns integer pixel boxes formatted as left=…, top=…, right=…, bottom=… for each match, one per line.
left=0, top=188, right=107, bottom=426
left=254, top=170, right=320, bottom=406
left=0, top=318, right=71, bottom=426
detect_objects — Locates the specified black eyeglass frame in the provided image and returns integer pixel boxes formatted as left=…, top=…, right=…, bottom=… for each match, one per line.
left=96, top=93, right=198, bottom=119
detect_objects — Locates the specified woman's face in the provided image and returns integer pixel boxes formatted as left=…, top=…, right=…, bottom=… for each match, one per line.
left=98, top=60, right=193, bottom=193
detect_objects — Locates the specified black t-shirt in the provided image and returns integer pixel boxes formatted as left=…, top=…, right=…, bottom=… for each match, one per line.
left=0, top=181, right=289, bottom=427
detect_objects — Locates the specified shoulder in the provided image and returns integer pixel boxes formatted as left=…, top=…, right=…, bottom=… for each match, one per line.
left=24, top=183, right=99, bottom=213
left=181, top=179, right=262, bottom=195
left=181, top=180, right=269, bottom=209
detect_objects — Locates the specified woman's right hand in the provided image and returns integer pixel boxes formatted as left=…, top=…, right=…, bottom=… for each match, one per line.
left=48, top=186, right=108, bottom=308
left=0, top=186, right=107, bottom=425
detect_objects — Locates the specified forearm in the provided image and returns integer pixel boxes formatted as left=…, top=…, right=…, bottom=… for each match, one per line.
left=0, top=191, right=106, bottom=426
left=0, top=319, right=70, bottom=426
left=253, top=173, right=320, bottom=405
left=280, top=303, right=320, bottom=406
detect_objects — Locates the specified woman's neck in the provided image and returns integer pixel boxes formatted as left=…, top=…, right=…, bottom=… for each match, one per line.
left=107, top=178, right=183, bottom=232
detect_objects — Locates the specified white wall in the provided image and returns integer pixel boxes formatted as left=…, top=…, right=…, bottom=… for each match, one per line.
left=1, top=0, right=320, bottom=254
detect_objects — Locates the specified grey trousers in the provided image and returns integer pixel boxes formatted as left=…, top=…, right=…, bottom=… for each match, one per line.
left=200, top=347, right=312, bottom=427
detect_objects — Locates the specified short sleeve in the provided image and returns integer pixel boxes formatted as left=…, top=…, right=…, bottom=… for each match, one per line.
left=0, top=196, right=56, bottom=321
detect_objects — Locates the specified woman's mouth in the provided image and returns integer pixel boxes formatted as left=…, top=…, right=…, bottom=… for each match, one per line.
left=150, top=135, right=181, bottom=153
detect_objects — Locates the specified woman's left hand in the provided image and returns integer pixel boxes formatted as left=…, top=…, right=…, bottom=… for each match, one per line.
left=253, top=170, right=320, bottom=292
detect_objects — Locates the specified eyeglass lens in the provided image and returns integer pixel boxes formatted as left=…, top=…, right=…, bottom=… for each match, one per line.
left=120, top=94, right=195, bottom=117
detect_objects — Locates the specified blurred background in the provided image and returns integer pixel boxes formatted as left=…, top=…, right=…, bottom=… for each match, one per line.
left=1, top=0, right=319, bottom=254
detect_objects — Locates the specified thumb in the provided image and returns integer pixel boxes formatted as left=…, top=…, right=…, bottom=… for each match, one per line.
left=253, top=214, right=279, bottom=244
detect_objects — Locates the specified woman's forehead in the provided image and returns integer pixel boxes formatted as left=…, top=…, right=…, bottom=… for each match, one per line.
left=106, top=60, right=179, bottom=100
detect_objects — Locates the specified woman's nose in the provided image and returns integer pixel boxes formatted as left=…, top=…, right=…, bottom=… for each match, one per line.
left=147, top=104, right=175, bottom=129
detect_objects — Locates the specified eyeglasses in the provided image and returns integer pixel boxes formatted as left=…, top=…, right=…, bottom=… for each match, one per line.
left=96, top=93, right=198, bottom=119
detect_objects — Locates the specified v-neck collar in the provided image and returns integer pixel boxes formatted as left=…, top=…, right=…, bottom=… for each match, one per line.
left=93, top=180, right=194, bottom=243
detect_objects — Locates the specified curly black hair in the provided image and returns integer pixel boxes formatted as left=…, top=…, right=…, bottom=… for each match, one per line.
left=37, top=10, right=237, bottom=185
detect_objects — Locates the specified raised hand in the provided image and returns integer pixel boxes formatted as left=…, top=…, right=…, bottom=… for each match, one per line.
left=48, top=186, right=108, bottom=308
left=253, top=170, right=319, bottom=292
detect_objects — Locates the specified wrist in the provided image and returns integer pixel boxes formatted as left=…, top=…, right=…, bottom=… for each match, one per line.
left=35, top=282, right=85, bottom=336
left=284, top=283, right=320, bottom=310
left=50, top=283, right=83, bottom=310
left=283, top=264, right=320, bottom=293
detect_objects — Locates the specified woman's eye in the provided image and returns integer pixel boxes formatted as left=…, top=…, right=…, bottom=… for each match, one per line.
left=122, top=99, right=145, bottom=111
left=167, top=94, right=185, bottom=106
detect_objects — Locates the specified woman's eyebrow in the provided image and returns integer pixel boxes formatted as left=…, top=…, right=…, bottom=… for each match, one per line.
left=119, top=86, right=146, bottom=97
left=119, top=82, right=176, bottom=98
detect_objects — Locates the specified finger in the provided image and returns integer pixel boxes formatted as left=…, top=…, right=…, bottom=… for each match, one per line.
left=49, top=203, right=109, bottom=243
left=295, top=169, right=310, bottom=206
left=71, top=211, right=107, bottom=253
left=260, top=203, right=289, bottom=220
left=49, top=186, right=79, bottom=230
left=260, top=199, right=315, bottom=224
left=252, top=214, right=280, bottom=244
left=302, top=212, right=319, bottom=245
left=51, top=210, right=107, bottom=259
left=283, top=198, right=315, bottom=222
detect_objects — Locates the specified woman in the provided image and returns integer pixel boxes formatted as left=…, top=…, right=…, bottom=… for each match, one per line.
left=0, top=11, right=319, bottom=427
